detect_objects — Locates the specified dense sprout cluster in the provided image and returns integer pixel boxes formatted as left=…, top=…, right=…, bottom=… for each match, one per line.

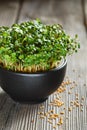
left=0, top=19, right=80, bottom=73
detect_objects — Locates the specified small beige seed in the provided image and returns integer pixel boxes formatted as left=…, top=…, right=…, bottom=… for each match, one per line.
left=53, top=125, right=56, bottom=129
left=68, top=91, right=72, bottom=94
left=60, top=111, right=64, bottom=115
left=68, top=107, right=72, bottom=111
left=81, top=96, right=85, bottom=100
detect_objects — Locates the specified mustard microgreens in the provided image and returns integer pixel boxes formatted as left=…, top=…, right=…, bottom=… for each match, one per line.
left=0, top=19, right=80, bottom=72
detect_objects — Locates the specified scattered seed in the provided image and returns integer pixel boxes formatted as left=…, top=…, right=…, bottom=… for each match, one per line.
left=81, top=96, right=85, bottom=101
left=68, top=91, right=72, bottom=94
left=58, top=117, right=63, bottom=125
left=40, top=115, right=45, bottom=119
left=74, top=101, right=80, bottom=107
left=44, top=112, right=48, bottom=116
left=70, top=101, right=74, bottom=103
left=70, top=86, right=74, bottom=89
left=64, top=107, right=66, bottom=110
left=38, top=112, right=40, bottom=115
left=57, top=122, right=61, bottom=125
left=48, top=119, right=53, bottom=124
left=76, top=97, right=79, bottom=100
left=80, top=103, right=83, bottom=106
left=39, top=106, right=44, bottom=109
left=53, top=125, right=56, bottom=129
left=68, top=107, right=72, bottom=111
left=75, top=93, right=79, bottom=96
left=39, top=112, right=44, bottom=115
left=60, top=111, right=64, bottom=115
left=49, top=113, right=59, bottom=119
left=50, top=99, right=64, bottom=107
left=37, top=78, right=84, bottom=127
left=50, top=110, right=54, bottom=113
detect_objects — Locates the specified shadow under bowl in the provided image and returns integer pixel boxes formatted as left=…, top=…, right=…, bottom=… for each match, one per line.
left=0, top=59, right=67, bottom=104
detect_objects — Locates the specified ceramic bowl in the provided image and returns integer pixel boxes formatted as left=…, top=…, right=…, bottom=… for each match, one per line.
left=0, top=59, right=67, bottom=104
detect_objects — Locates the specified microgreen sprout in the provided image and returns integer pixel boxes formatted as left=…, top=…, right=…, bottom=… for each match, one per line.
left=0, top=19, right=80, bottom=73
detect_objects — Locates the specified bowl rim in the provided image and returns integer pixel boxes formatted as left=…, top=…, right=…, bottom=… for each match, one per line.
left=0, top=59, right=67, bottom=75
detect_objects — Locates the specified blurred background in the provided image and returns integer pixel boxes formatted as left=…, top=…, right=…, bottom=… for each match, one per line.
left=0, top=0, right=87, bottom=130
left=0, top=0, right=87, bottom=37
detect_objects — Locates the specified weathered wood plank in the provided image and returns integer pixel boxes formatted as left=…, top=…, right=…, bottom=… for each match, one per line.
left=0, top=0, right=20, bottom=130
left=0, top=0, right=20, bottom=94
left=0, top=0, right=20, bottom=26
left=84, top=0, right=87, bottom=27
left=17, top=0, right=87, bottom=130
left=0, top=0, right=87, bottom=130
left=0, top=0, right=20, bottom=92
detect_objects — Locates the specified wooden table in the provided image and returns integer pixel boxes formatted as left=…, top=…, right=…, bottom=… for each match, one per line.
left=0, top=0, right=87, bottom=130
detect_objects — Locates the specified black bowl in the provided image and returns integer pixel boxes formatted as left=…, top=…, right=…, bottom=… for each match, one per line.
left=0, top=59, right=67, bottom=104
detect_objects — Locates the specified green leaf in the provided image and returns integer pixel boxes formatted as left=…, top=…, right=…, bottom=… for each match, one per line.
left=0, top=19, right=80, bottom=72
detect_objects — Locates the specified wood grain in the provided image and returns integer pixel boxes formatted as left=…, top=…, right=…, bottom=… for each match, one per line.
left=84, top=0, right=87, bottom=27
left=18, top=0, right=87, bottom=130
left=0, top=0, right=87, bottom=130
left=0, top=0, right=20, bottom=26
